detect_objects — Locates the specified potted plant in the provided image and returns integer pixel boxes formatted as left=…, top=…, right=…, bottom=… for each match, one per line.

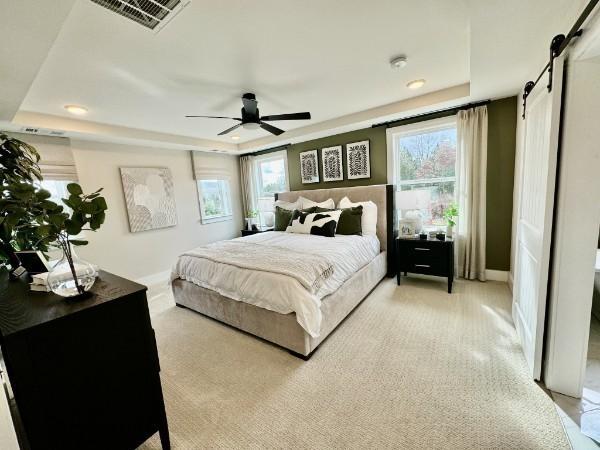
left=444, top=203, right=458, bottom=239
left=40, top=183, right=107, bottom=297
left=0, top=133, right=107, bottom=297
left=246, top=209, right=259, bottom=230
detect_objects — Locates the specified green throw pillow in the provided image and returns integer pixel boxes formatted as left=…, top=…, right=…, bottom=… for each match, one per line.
left=314, top=206, right=363, bottom=235
left=337, top=206, right=363, bottom=235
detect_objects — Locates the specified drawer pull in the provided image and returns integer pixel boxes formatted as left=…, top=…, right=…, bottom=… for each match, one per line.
left=415, top=264, right=431, bottom=268
left=415, top=248, right=430, bottom=251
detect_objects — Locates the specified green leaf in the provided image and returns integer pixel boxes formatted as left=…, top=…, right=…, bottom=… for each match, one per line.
left=64, top=219, right=82, bottom=236
left=67, top=183, right=83, bottom=196
left=89, top=211, right=105, bottom=230
left=69, top=239, right=88, bottom=246
left=92, top=196, right=108, bottom=211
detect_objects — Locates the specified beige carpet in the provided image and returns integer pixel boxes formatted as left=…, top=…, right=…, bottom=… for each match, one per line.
left=140, top=277, right=569, bottom=449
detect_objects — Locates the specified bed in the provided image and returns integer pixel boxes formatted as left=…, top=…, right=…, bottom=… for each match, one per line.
left=171, top=184, right=394, bottom=358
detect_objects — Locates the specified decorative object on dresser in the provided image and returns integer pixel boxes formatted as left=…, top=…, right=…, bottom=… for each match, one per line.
left=0, top=133, right=106, bottom=296
left=0, top=270, right=170, bottom=450
left=299, top=150, right=319, bottom=184
left=398, top=218, right=418, bottom=237
left=396, top=189, right=431, bottom=234
left=444, top=203, right=458, bottom=239
left=120, top=167, right=177, bottom=232
left=346, top=140, right=370, bottom=179
left=245, top=208, right=259, bottom=230
left=321, top=146, right=343, bottom=182
left=241, top=225, right=273, bottom=236
left=396, top=237, right=454, bottom=293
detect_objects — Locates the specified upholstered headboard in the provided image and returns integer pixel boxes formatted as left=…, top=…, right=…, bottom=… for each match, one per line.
left=275, top=184, right=395, bottom=276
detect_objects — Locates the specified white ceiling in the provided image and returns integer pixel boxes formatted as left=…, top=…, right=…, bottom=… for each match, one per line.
left=5, top=0, right=591, bottom=151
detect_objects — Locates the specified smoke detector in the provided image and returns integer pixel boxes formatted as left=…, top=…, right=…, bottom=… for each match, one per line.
left=390, top=56, right=408, bottom=69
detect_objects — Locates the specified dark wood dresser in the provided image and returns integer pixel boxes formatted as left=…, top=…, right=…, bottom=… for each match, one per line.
left=0, top=270, right=169, bottom=450
left=396, top=237, right=455, bottom=293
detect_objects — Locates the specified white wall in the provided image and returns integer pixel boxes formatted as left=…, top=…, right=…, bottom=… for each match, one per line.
left=69, top=140, right=243, bottom=281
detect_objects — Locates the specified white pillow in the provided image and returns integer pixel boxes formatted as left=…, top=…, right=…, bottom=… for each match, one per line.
left=299, top=196, right=335, bottom=210
left=274, top=199, right=300, bottom=211
left=338, top=197, right=378, bottom=235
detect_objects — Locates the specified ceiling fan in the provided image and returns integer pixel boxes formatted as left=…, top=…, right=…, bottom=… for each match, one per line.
left=186, top=93, right=311, bottom=136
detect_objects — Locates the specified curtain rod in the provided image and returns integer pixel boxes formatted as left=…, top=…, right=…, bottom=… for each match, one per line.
left=371, top=100, right=491, bottom=129
left=522, top=0, right=599, bottom=118
left=246, top=143, right=291, bottom=157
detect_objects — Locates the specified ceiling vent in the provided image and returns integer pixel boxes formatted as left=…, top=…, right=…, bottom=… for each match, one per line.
left=90, top=0, right=190, bottom=32
left=19, top=127, right=66, bottom=137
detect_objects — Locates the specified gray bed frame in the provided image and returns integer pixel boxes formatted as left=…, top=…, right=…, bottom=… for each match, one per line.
left=173, top=184, right=395, bottom=359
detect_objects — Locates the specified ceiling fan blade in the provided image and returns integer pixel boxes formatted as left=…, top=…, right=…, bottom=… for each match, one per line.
left=260, top=112, right=311, bottom=121
left=260, top=122, right=285, bottom=136
left=185, top=115, right=242, bottom=120
left=242, top=94, right=258, bottom=117
left=218, top=123, right=243, bottom=136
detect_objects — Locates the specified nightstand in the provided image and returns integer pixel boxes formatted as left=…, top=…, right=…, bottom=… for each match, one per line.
left=241, top=226, right=274, bottom=236
left=396, top=237, right=454, bottom=293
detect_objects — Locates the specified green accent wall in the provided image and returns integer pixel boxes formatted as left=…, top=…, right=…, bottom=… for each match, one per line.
left=287, top=127, right=388, bottom=191
left=254, top=96, right=517, bottom=271
left=485, top=96, right=517, bottom=271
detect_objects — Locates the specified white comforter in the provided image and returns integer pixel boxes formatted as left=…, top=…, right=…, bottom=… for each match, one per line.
left=171, top=232, right=380, bottom=337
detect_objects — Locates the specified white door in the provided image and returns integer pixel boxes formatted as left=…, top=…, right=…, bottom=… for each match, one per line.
left=512, top=55, right=565, bottom=380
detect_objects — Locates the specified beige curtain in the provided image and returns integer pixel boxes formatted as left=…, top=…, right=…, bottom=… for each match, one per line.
left=239, top=155, right=256, bottom=216
left=456, top=106, right=488, bottom=281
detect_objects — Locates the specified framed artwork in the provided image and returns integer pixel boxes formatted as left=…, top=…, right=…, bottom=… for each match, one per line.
left=346, top=140, right=371, bottom=179
left=120, top=167, right=177, bottom=233
left=399, top=218, right=418, bottom=237
left=321, top=146, right=343, bottom=182
left=300, top=150, right=319, bottom=184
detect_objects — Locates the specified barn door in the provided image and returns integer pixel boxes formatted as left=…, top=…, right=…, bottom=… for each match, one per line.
left=512, top=55, right=565, bottom=380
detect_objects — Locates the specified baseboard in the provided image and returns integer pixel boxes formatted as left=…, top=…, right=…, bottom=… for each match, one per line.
left=485, top=269, right=509, bottom=282
left=135, top=270, right=171, bottom=289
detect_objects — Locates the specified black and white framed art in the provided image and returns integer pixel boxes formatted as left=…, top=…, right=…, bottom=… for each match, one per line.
left=300, top=149, right=319, bottom=184
left=321, top=146, right=343, bottom=182
left=346, top=140, right=371, bottom=179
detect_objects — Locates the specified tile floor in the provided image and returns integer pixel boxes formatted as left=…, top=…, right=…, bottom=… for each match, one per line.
left=551, top=315, right=600, bottom=449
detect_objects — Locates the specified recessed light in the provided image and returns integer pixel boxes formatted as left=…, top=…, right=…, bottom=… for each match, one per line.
left=407, top=79, right=426, bottom=90
left=231, top=136, right=240, bottom=141
left=390, top=56, right=408, bottom=69
left=64, top=104, right=88, bottom=115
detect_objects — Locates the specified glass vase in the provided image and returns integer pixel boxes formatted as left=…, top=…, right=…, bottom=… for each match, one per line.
left=47, top=250, right=98, bottom=298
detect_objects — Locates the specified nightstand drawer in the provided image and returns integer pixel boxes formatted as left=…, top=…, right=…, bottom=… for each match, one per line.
left=407, top=260, right=447, bottom=276
left=408, top=244, right=445, bottom=260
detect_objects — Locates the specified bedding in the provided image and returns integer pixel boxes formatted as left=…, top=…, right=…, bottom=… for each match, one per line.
left=299, top=196, right=335, bottom=209
left=315, top=206, right=363, bottom=235
left=338, top=196, right=378, bottom=235
left=286, top=209, right=342, bottom=237
left=171, top=231, right=380, bottom=337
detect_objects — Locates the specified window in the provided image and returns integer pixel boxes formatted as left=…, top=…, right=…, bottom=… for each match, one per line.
left=36, top=180, right=76, bottom=213
left=197, top=179, right=232, bottom=224
left=253, top=151, right=289, bottom=221
left=389, top=117, right=457, bottom=228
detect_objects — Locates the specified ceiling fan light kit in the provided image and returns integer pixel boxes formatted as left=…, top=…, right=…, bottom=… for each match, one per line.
left=186, top=92, right=311, bottom=136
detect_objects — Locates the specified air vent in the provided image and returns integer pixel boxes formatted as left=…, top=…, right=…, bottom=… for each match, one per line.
left=90, top=0, right=190, bottom=31
left=19, top=127, right=66, bottom=137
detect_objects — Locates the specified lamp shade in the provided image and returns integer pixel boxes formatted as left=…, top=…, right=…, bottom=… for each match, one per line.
left=395, top=189, right=431, bottom=210
left=257, top=197, right=275, bottom=212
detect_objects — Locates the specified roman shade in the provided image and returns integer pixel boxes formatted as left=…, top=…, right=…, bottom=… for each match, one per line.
left=190, top=151, right=232, bottom=181
left=11, top=133, right=78, bottom=181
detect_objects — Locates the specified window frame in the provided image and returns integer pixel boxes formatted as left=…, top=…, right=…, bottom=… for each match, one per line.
left=253, top=150, right=290, bottom=200
left=386, top=115, right=458, bottom=228
left=250, top=150, right=289, bottom=227
left=196, top=178, right=233, bottom=225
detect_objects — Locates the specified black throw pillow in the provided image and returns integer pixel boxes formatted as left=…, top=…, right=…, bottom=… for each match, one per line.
left=314, top=206, right=363, bottom=235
